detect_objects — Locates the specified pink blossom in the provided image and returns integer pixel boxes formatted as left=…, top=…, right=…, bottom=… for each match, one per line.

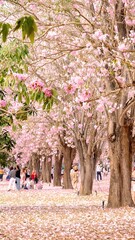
left=79, top=90, right=91, bottom=102
left=29, top=4, right=36, bottom=10
left=78, top=124, right=82, bottom=129
left=93, top=30, right=107, bottom=41
left=71, top=51, right=78, bottom=56
left=72, top=76, right=84, bottom=86
left=109, top=0, right=116, bottom=4
left=0, top=100, right=7, bottom=108
left=67, top=68, right=73, bottom=74
left=82, top=102, right=90, bottom=110
left=99, top=34, right=108, bottom=42
left=30, top=80, right=44, bottom=90
left=13, top=73, right=28, bottom=81
left=122, top=0, right=129, bottom=4
left=84, top=0, right=90, bottom=4
left=96, top=104, right=104, bottom=112
left=64, top=84, right=76, bottom=94
left=116, top=76, right=125, bottom=83
left=118, top=43, right=129, bottom=52
left=125, top=18, right=134, bottom=26
left=128, top=90, right=135, bottom=99
left=87, top=113, right=92, bottom=118
left=130, top=30, right=135, bottom=43
left=43, top=88, right=52, bottom=97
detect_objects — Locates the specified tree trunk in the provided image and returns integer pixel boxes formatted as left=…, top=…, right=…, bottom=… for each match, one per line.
left=41, top=156, right=52, bottom=183
left=45, top=157, right=52, bottom=183
left=53, top=153, right=63, bottom=186
left=32, top=153, right=40, bottom=178
left=77, top=140, right=94, bottom=195
left=41, top=158, right=46, bottom=182
left=62, top=146, right=75, bottom=189
left=84, top=157, right=94, bottom=194
left=28, top=159, right=33, bottom=175
left=80, top=156, right=93, bottom=195
left=108, top=123, right=134, bottom=207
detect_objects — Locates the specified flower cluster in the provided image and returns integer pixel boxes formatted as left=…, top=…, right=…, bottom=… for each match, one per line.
left=64, top=84, right=77, bottom=94
left=30, top=80, right=44, bottom=90
left=13, top=73, right=28, bottom=81
left=43, top=88, right=52, bottom=97
left=0, top=100, right=7, bottom=108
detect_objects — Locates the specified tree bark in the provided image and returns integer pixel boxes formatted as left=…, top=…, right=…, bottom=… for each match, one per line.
left=115, top=0, right=127, bottom=40
left=106, top=0, right=135, bottom=207
left=108, top=122, right=134, bottom=207
left=62, top=146, right=76, bottom=189
left=41, top=156, right=52, bottom=183
left=32, top=153, right=40, bottom=178
left=41, top=158, right=46, bottom=182
left=45, top=156, right=52, bottom=183
left=53, top=152, right=63, bottom=186
left=77, top=139, right=94, bottom=195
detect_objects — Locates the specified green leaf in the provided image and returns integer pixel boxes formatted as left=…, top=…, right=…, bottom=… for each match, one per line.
left=16, top=110, right=27, bottom=121
left=29, top=31, right=35, bottom=44
left=38, top=91, right=44, bottom=103
left=25, top=95, right=30, bottom=105
left=52, top=89, right=58, bottom=98
left=0, top=23, right=11, bottom=42
left=14, top=16, right=37, bottom=43
left=12, top=124, right=17, bottom=132
left=22, top=20, right=28, bottom=40
left=18, top=93, right=22, bottom=102
left=31, top=91, right=36, bottom=101
left=14, top=17, right=24, bottom=31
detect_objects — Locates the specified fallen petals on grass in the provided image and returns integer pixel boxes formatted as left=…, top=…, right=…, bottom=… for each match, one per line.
left=0, top=182, right=135, bottom=240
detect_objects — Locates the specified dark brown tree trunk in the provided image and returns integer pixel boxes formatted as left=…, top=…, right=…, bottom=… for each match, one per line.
left=53, top=153, right=63, bottom=186
left=45, top=157, right=52, bottom=183
left=62, top=146, right=76, bottom=189
left=41, top=158, right=46, bottom=182
left=115, top=0, right=127, bottom=40
left=106, top=0, right=135, bottom=207
left=84, top=157, right=94, bottom=195
left=35, top=159, right=40, bottom=179
left=108, top=123, right=134, bottom=207
left=32, top=153, right=40, bottom=178
left=41, top=156, right=52, bottom=183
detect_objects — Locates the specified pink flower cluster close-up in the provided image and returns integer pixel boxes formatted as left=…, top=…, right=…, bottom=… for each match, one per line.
left=0, top=99, right=7, bottom=108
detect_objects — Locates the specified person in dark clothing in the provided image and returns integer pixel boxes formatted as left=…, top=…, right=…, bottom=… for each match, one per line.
left=25, top=167, right=30, bottom=179
left=96, top=163, right=102, bottom=181
left=16, top=165, right=21, bottom=190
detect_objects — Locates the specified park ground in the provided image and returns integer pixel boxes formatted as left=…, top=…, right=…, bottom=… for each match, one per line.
left=0, top=175, right=135, bottom=240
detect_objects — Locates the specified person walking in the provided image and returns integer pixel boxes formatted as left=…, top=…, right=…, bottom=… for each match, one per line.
left=7, top=167, right=16, bottom=191
left=0, top=167, right=4, bottom=181
left=15, top=165, right=21, bottom=190
left=96, top=163, right=102, bottom=181
left=31, top=169, right=38, bottom=184
left=70, top=165, right=79, bottom=191
left=21, top=168, right=26, bottom=188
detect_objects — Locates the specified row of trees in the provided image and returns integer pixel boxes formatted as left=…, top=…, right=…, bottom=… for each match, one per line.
left=0, top=0, right=135, bottom=208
